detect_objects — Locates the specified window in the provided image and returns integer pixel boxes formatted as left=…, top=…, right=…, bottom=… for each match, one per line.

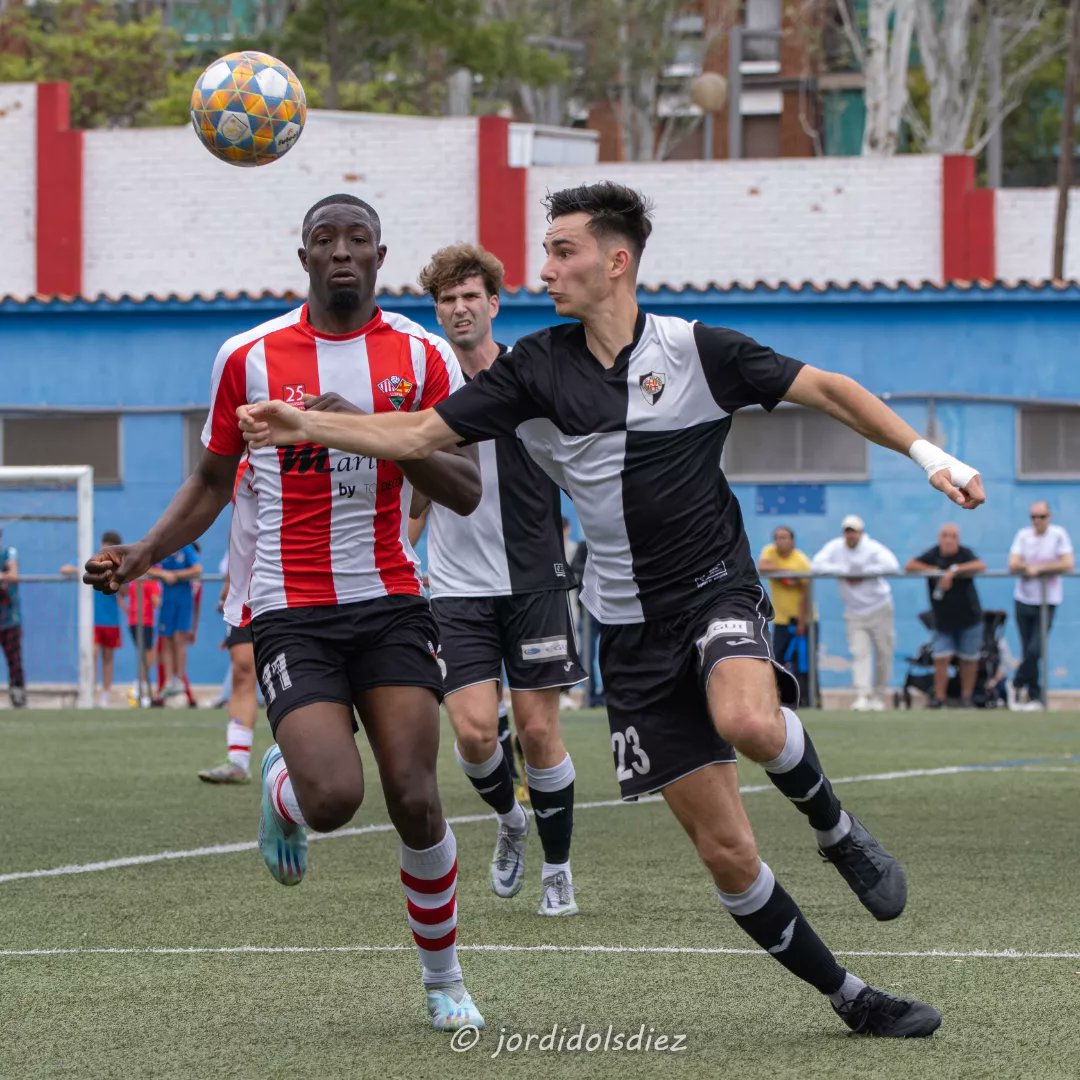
left=745, top=0, right=781, bottom=61
left=1, top=414, right=122, bottom=483
left=184, top=412, right=208, bottom=478
left=1017, top=407, right=1080, bottom=478
left=724, top=407, right=868, bottom=482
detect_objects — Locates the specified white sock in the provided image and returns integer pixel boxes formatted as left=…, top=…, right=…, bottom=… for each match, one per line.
left=828, top=970, right=867, bottom=1007
left=226, top=720, right=253, bottom=771
left=542, top=861, right=571, bottom=883
left=814, top=810, right=852, bottom=849
left=497, top=803, right=528, bottom=832
left=265, top=751, right=307, bottom=829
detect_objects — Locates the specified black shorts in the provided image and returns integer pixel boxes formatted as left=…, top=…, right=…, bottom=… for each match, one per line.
left=431, top=590, right=587, bottom=696
left=225, top=623, right=253, bottom=649
left=599, top=583, right=798, bottom=801
left=128, top=624, right=155, bottom=651
left=250, top=595, right=444, bottom=734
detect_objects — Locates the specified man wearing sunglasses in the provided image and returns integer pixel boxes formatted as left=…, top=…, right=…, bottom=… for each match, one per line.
left=1008, top=501, right=1074, bottom=709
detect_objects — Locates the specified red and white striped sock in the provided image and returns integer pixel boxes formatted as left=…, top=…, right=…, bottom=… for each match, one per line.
left=400, top=826, right=462, bottom=988
left=226, top=720, right=253, bottom=771
left=264, top=751, right=307, bottom=829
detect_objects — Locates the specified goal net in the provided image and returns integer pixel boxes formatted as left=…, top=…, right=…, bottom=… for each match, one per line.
left=0, top=466, right=94, bottom=708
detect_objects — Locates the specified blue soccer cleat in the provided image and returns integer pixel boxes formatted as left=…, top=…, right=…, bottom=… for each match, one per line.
left=257, top=744, right=307, bottom=886
left=426, top=984, right=485, bottom=1032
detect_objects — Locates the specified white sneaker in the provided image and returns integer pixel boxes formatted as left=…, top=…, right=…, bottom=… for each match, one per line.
left=868, top=697, right=886, bottom=712
left=852, top=696, right=873, bottom=712
left=96, top=691, right=110, bottom=708
left=1019, top=699, right=1046, bottom=712
left=1005, top=682, right=1019, bottom=710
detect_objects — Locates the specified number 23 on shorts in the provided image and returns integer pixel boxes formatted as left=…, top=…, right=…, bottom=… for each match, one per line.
left=612, top=726, right=651, bottom=781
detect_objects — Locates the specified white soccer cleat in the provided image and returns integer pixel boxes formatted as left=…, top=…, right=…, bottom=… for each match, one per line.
left=851, top=696, right=873, bottom=712
left=489, top=816, right=529, bottom=898
left=868, top=697, right=886, bottom=712
left=537, top=870, right=578, bottom=916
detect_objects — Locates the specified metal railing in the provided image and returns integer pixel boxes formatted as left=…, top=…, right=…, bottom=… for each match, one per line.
left=759, top=569, right=1079, bottom=707
left=1, top=572, right=227, bottom=707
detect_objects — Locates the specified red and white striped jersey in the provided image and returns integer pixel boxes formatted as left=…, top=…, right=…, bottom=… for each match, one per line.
left=203, top=304, right=464, bottom=619
left=223, top=458, right=257, bottom=628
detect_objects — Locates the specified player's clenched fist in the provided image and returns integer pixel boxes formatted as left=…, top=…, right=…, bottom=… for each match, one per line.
left=84, top=541, right=153, bottom=593
left=237, top=401, right=308, bottom=448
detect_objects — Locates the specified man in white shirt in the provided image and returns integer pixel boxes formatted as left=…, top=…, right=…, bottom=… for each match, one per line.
left=1007, top=501, right=1074, bottom=709
left=812, top=515, right=900, bottom=712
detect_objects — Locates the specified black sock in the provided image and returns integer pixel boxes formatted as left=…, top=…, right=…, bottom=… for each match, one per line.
left=525, top=754, right=575, bottom=864
left=497, top=709, right=519, bottom=780
left=454, top=742, right=516, bottom=815
left=763, top=707, right=842, bottom=832
left=720, top=862, right=846, bottom=995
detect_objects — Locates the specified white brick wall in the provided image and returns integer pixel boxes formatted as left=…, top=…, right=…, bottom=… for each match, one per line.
left=0, top=84, right=37, bottom=298
left=83, top=111, right=478, bottom=296
left=996, top=188, right=1080, bottom=282
left=526, top=156, right=943, bottom=289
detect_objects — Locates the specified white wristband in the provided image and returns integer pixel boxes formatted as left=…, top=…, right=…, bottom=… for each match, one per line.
left=909, top=439, right=978, bottom=488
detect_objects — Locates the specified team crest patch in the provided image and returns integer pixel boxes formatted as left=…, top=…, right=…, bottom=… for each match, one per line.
left=377, top=375, right=414, bottom=410
left=639, top=371, right=666, bottom=405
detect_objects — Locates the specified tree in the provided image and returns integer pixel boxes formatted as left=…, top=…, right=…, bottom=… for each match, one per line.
left=836, top=0, right=1067, bottom=157
left=909, top=0, right=1065, bottom=154
left=277, top=0, right=564, bottom=114
left=0, top=0, right=189, bottom=128
left=483, top=0, right=594, bottom=125
left=999, top=5, right=1071, bottom=182
left=586, top=0, right=729, bottom=161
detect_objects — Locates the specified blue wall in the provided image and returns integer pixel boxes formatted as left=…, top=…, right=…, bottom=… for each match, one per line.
left=2, top=284, right=1078, bottom=691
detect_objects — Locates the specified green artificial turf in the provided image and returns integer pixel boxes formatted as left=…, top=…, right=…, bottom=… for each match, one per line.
left=2, top=707, right=1078, bottom=1079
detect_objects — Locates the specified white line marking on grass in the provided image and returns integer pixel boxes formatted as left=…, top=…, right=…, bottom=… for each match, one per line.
left=1, top=759, right=1077, bottom=886
left=1, top=944, right=1078, bottom=961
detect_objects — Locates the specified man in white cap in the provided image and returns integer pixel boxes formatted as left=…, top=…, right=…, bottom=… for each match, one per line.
left=812, top=516, right=899, bottom=711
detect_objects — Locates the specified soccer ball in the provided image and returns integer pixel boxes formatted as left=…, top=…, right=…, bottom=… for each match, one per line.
left=190, top=51, right=306, bottom=167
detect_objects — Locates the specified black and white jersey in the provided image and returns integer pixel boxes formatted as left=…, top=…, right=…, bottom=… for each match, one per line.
left=435, top=313, right=803, bottom=624
left=426, top=350, right=569, bottom=598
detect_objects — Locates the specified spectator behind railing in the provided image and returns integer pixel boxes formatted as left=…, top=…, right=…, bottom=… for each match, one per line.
left=1008, top=501, right=1074, bottom=710
left=758, top=525, right=818, bottom=708
left=811, top=516, right=900, bottom=713
left=904, top=524, right=986, bottom=708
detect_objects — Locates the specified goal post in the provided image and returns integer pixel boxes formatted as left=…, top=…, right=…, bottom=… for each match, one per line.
left=0, top=465, right=95, bottom=709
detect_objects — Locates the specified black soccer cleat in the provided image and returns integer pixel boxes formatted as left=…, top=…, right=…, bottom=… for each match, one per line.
left=819, top=814, right=907, bottom=921
left=833, top=986, right=942, bottom=1038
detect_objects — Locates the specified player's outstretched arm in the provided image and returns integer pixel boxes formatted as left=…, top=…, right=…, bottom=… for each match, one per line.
left=238, top=401, right=463, bottom=460
left=783, top=366, right=985, bottom=510
left=83, top=450, right=239, bottom=594
left=303, top=392, right=480, bottom=515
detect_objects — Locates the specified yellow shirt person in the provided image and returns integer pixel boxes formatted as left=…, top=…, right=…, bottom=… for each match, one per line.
left=759, top=529, right=812, bottom=628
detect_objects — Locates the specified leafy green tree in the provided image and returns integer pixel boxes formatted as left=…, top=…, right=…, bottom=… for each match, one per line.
left=0, top=0, right=186, bottom=128
left=276, top=0, right=565, bottom=113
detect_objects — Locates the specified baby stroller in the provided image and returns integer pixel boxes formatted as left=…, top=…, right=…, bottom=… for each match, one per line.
left=896, top=610, right=1008, bottom=709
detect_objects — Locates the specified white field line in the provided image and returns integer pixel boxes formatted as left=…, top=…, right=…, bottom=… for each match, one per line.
left=1, top=944, right=1078, bottom=961
left=1, top=760, right=1076, bottom=887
